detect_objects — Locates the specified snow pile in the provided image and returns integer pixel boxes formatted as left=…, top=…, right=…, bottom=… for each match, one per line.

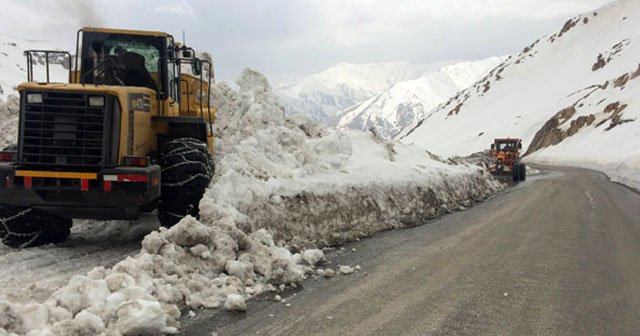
left=0, top=69, right=501, bottom=335
left=0, top=216, right=318, bottom=335
left=205, top=69, right=502, bottom=248
left=397, top=0, right=640, bottom=189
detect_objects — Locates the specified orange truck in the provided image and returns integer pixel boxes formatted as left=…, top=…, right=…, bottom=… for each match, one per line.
left=489, top=138, right=526, bottom=182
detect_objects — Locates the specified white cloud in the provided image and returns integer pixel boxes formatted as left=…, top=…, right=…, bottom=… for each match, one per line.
left=387, top=0, right=611, bottom=20
left=0, top=0, right=615, bottom=80
left=283, top=0, right=613, bottom=48
left=0, top=0, right=103, bottom=48
left=154, top=0, right=196, bottom=17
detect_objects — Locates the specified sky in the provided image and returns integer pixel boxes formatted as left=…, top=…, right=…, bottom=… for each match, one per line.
left=0, top=0, right=614, bottom=84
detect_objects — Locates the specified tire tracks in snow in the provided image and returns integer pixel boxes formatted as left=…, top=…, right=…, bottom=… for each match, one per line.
left=0, top=215, right=158, bottom=304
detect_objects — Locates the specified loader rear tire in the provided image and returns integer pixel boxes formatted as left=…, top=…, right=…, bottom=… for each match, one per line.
left=157, top=138, right=214, bottom=228
left=0, top=204, right=72, bottom=248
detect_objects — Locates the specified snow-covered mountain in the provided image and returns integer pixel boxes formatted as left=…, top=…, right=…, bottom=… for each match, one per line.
left=0, top=34, right=69, bottom=102
left=398, top=0, right=640, bottom=188
left=324, top=57, right=505, bottom=139
left=275, top=61, right=451, bottom=122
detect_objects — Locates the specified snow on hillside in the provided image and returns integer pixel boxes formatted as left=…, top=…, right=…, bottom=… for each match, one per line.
left=398, top=0, right=640, bottom=188
left=0, top=70, right=501, bottom=335
left=0, top=34, right=69, bottom=102
left=0, top=96, right=19, bottom=149
left=275, top=61, right=450, bottom=122
left=325, top=57, right=505, bottom=139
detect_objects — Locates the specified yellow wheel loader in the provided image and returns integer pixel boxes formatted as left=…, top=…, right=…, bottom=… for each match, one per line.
left=0, top=27, right=215, bottom=247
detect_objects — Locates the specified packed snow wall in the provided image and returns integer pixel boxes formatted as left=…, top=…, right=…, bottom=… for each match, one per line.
left=205, top=69, right=502, bottom=249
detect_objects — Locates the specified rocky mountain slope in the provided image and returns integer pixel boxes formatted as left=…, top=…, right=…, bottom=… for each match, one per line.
left=397, top=0, right=640, bottom=188
left=324, top=57, right=504, bottom=139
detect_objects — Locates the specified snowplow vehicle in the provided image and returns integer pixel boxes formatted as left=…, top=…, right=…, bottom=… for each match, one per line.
left=0, top=27, right=215, bottom=248
left=489, top=138, right=526, bottom=182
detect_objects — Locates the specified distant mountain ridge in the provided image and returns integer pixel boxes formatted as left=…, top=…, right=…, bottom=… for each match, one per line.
left=274, top=61, right=452, bottom=122
left=323, top=57, right=505, bottom=139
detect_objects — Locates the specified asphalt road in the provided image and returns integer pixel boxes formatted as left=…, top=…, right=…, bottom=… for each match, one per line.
left=181, top=168, right=640, bottom=336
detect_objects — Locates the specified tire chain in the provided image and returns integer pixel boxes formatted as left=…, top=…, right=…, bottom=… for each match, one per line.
left=157, top=138, right=214, bottom=227
left=0, top=207, right=43, bottom=248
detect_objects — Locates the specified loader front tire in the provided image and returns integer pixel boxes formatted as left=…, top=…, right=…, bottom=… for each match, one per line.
left=519, top=163, right=527, bottom=181
left=512, top=163, right=521, bottom=182
left=0, top=204, right=72, bottom=248
left=157, top=138, right=214, bottom=228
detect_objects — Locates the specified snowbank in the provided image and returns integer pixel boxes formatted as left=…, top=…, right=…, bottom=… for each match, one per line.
left=526, top=155, right=640, bottom=190
left=0, top=69, right=501, bottom=335
left=0, top=95, right=19, bottom=149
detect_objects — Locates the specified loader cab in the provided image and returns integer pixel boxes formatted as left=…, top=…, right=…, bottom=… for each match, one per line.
left=492, top=139, right=522, bottom=153
left=74, top=27, right=214, bottom=118
left=76, top=28, right=169, bottom=95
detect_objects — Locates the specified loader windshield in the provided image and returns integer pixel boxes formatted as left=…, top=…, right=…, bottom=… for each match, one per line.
left=104, top=40, right=160, bottom=72
left=495, top=141, right=517, bottom=152
left=79, top=31, right=167, bottom=92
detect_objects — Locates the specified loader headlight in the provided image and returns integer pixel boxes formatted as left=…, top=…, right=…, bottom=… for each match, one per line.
left=88, top=96, right=105, bottom=107
left=27, top=93, right=43, bottom=104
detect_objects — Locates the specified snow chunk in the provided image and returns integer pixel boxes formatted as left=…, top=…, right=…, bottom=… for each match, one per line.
left=163, top=216, right=211, bottom=247
left=12, top=304, right=48, bottom=333
left=224, top=294, right=247, bottom=311
left=105, top=272, right=136, bottom=292
left=141, top=231, right=166, bottom=254
left=300, top=249, right=325, bottom=266
left=74, top=310, right=105, bottom=335
left=225, top=260, right=254, bottom=281
left=323, top=269, right=336, bottom=278
left=50, top=275, right=110, bottom=315
left=115, top=300, right=170, bottom=335
left=339, top=266, right=355, bottom=275
left=0, top=302, right=22, bottom=334
left=190, top=244, right=211, bottom=258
